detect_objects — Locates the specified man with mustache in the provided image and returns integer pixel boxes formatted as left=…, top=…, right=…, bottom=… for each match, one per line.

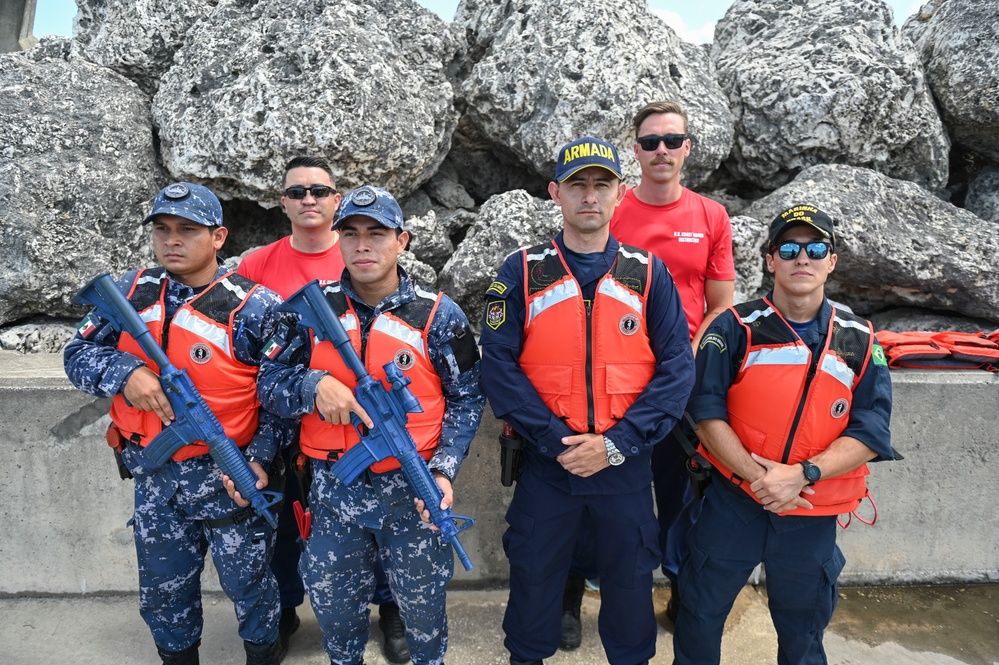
left=480, top=136, right=695, bottom=665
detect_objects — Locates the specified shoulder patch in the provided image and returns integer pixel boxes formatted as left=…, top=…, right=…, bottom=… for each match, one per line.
left=699, top=332, right=728, bottom=354
left=486, top=281, right=508, bottom=297
left=485, top=300, right=506, bottom=330
left=872, top=342, right=887, bottom=366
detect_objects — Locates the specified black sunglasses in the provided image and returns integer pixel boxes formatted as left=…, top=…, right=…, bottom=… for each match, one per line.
left=776, top=241, right=832, bottom=261
left=636, top=133, right=688, bottom=151
left=284, top=185, right=335, bottom=200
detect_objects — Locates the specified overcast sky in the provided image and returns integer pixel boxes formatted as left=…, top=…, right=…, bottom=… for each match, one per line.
left=32, top=0, right=923, bottom=45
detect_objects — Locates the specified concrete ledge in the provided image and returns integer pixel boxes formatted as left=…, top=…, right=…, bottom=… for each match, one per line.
left=1, top=351, right=996, bottom=594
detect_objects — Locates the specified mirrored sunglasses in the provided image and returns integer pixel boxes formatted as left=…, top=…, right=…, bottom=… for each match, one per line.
left=776, top=241, right=832, bottom=261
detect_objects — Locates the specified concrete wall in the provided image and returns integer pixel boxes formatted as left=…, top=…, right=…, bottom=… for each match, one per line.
left=1, top=351, right=996, bottom=595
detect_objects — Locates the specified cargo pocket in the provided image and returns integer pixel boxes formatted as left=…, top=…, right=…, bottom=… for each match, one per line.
left=503, top=499, right=541, bottom=583
left=813, top=546, right=846, bottom=632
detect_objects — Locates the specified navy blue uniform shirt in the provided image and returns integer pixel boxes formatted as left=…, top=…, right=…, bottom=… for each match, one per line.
left=479, top=231, right=695, bottom=495
left=688, top=295, right=894, bottom=461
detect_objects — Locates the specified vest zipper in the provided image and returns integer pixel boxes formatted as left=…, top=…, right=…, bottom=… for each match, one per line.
left=585, top=299, right=595, bottom=433
left=781, top=354, right=818, bottom=463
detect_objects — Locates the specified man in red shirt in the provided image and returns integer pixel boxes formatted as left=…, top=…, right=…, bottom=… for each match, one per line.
left=238, top=157, right=410, bottom=663
left=238, top=156, right=345, bottom=298
left=561, top=103, right=736, bottom=647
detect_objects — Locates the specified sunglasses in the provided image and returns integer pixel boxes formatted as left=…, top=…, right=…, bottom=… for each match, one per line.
left=775, top=241, right=832, bottom=261
left=636, top=133, right=688, bottom=151
left=284, top=185, right=335, bottom=200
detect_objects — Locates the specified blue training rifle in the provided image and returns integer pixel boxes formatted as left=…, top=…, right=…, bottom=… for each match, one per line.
left=73, top=272, right=282, bottom=528
left=280, top=279, right=475, bottom=570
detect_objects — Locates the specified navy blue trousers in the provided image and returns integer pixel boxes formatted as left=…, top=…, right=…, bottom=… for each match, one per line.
left=503, top=469, right=661, bottom=665
left=673, top=481, right=844, bottom=665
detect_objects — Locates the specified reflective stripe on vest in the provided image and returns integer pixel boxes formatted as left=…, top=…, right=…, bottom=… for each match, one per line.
left=699, top=298, right=874, bottom=516
left=520, top=242, right=656, bottom=434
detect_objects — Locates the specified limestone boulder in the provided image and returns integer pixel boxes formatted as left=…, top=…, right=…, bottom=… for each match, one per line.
left=729, top=214, right=770, bottom=305
left=405, top=210, right=454, bottom=273
left=904, top=0, right=999, bottom=162
left=152, top=0, right=460, bottom=204
left=0, top=41, right=159, bottom=326
left=72, top=0, right=219, bottom=96
left=712, top=0, right=949, bottom=191
left=438, top=190, right=562, bottom=328
left=455, top=0, right=733, bottom=189
left=964, top=167, right=999, bottom=224
left=743, top=164, right=999, bottom=321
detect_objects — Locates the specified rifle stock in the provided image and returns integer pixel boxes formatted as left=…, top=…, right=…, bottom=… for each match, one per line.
left=281, top=280, right=476, bottom=570
left=73, top=272, right=282, bottom=528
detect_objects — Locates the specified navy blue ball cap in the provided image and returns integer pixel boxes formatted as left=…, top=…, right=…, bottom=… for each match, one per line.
left=142, top=182, right=223, bottom=227
left=555, top=136, right=623, bottom=182
left=333, top=185, right=404, bottom=230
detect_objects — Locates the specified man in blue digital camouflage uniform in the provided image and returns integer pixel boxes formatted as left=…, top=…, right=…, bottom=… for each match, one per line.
left=256, top=185, right=484, bottom=665
left=479, top=136, right=696, bottom=665
left=64, top=183, right=284, bottom=665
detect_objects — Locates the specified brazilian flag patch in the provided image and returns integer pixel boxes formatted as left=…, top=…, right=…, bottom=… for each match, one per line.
left=872, top=342, right=887, bottom=366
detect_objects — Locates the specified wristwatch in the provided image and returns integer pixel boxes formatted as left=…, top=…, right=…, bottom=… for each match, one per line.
left=603, top=436, right=625, bottom=466
left=799, top=459, right=821, bottom=486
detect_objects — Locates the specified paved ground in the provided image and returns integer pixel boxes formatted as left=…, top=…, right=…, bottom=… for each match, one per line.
left=1, top=584, right=996, bottom=664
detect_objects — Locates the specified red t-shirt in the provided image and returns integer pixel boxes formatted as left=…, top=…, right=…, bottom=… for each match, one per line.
left=610, top=187, right=735, bottom=339
left=236, top=235, right=346, bottom=299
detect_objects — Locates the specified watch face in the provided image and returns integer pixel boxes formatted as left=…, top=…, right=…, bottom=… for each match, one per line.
left=803, top=462, right=821, bottom=482
left=608, top=452, right=625, bottom=466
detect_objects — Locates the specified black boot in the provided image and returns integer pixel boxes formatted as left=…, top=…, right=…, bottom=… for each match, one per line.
left=510, top=658, right=543, bottom=665
left=157, top=641, right=200, bottom=665
left=378, top=601, right=410, bottom=663
left=244, top=638, right=281, bottom=665
left=559, top=575, right=585, bottom=650
left=277, top=607, right=300, bottom=660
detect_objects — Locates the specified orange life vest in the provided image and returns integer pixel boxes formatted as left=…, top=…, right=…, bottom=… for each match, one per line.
left=699, top=299, right=875, bottom=517
left=109, top=268, right=262, bottom=461
left=519, top=241, right=656, bottom=434
left=298, top=283, right=446, bottom=472
left=877, top=330, right=999, bottom=371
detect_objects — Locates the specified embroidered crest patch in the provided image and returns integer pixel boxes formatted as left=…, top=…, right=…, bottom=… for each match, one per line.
left=486, top=300, right=506, bottom=330
left=190, top=343, right=212, bottom=364
left=394, top=349, right=416, bottom=371
left=619, top=314, right=640, bottom=336
left=830, top=397, right=849, bottom=418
